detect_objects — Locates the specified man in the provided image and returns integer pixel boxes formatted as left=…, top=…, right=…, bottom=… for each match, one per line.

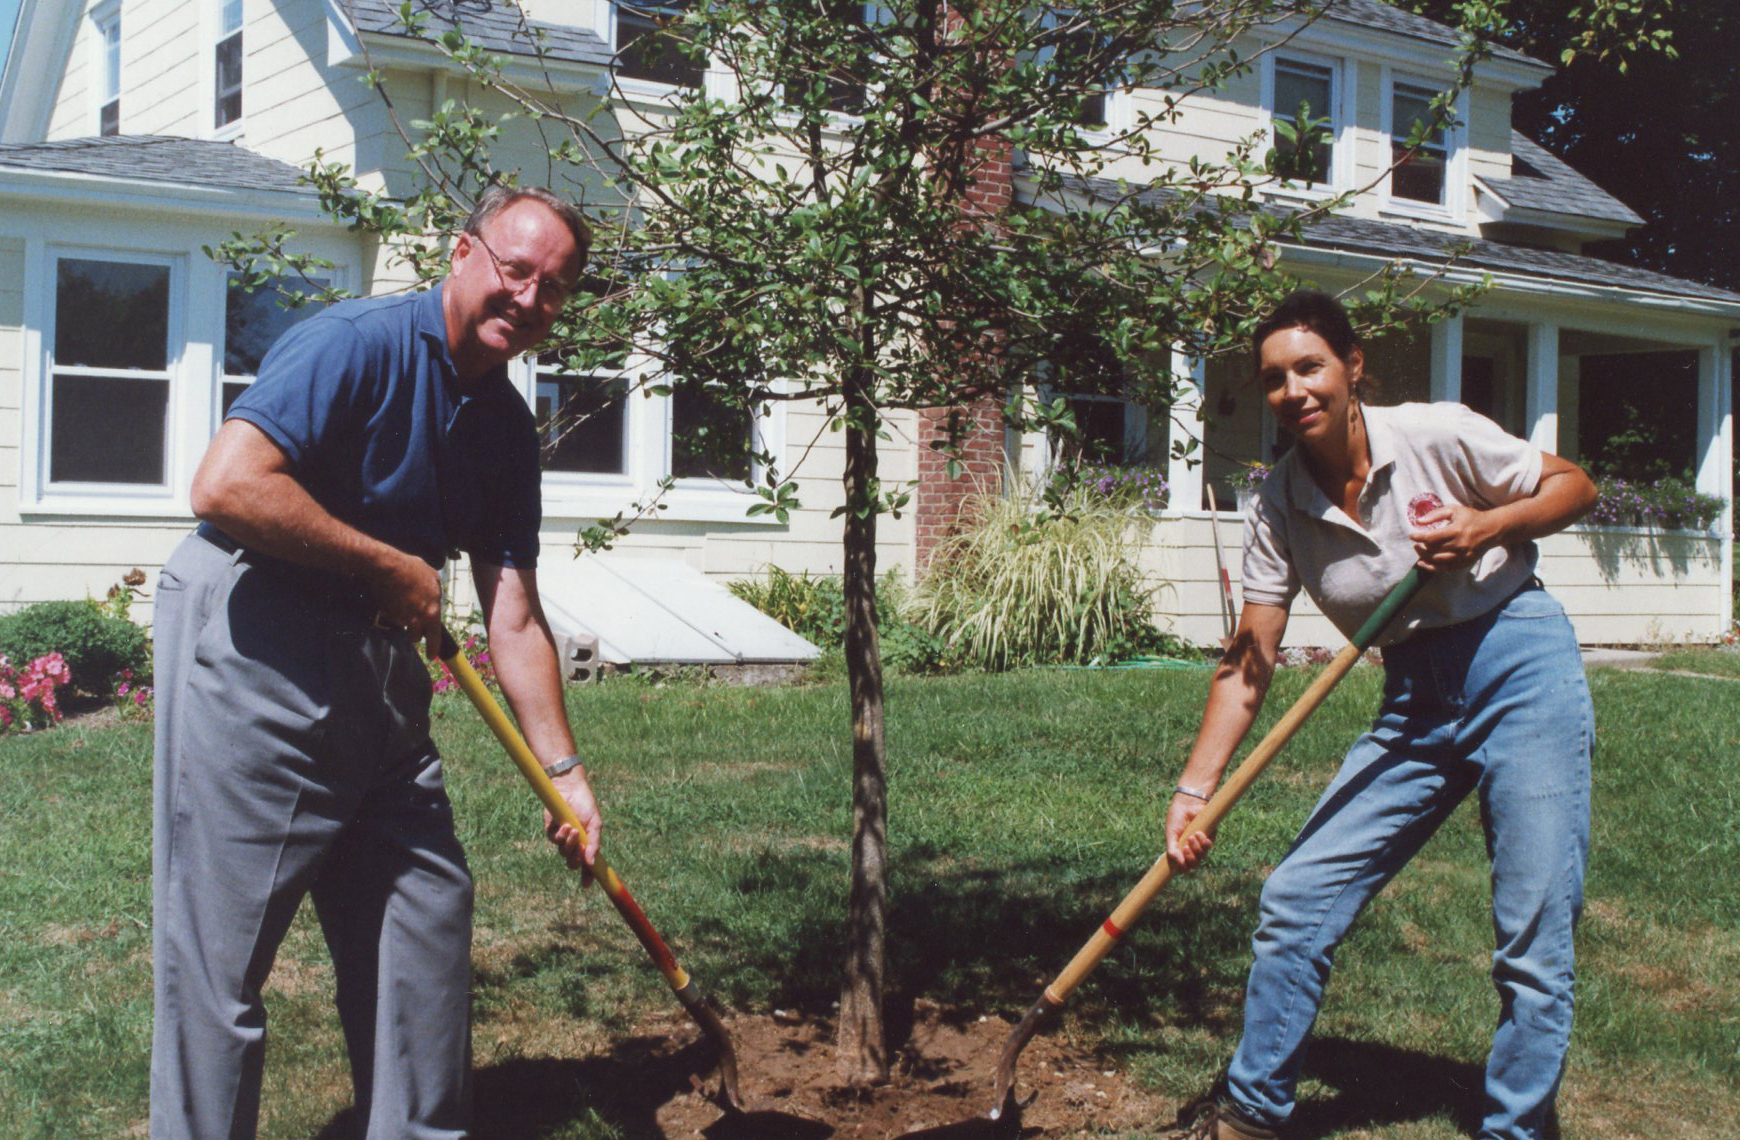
left=152, top=186, right=601, bottom=1139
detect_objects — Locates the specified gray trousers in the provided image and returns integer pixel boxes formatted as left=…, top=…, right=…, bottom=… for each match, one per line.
left=151, top=532, right=473, bottom=1139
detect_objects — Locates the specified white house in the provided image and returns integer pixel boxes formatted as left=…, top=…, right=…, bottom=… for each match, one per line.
left=0, top=0, right=1733, bottom=650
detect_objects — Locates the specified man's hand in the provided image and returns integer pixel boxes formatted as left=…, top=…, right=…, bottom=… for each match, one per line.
left=368, top=550, right=444, bottom=651
left=545, top=768, right=602, bottom=885
left=1409, top=503, right=1500, bottom=571
left=1164, top=793, right=1215, bottom=872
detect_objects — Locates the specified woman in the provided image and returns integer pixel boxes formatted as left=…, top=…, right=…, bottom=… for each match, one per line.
left=1167, top=290, right=1597, bottom=1140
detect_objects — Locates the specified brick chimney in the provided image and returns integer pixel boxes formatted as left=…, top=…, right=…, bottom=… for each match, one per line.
left=913, top=132, right=1013, bottom=570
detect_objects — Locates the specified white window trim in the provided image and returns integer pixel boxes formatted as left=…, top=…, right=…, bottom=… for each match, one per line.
left=1034, top=7, right=1135, bottom=145
left=512, top=352, right=786, bottom=525
left=595, top=0, right=735, bottom=107
left=1036, top=375, right=1149, bottom=471
left=25, top=245, right=188, bottom=514
left=1377, top=66, right=1468, bottom=223
left=88, top=0, right=121, bottom=136
left=19, top=232, right=353, bottom=520
left=1260, top=47, right=1356, bottom=201
left=203, top=0, right=245, bottom=140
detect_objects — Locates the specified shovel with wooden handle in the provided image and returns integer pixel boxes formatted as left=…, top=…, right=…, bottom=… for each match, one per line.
left=436, top=629, right=749, bottom=1112
left=897, top=568, right=1428, bottom=1139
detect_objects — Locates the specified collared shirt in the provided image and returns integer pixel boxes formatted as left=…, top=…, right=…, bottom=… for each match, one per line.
left=1240, top=402, right=1542, bottom=645
left=227, top=284, right=541, bottom=570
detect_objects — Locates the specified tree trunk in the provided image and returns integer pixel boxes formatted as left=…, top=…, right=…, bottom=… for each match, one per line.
left=836, top=364, right=891, bottom=1086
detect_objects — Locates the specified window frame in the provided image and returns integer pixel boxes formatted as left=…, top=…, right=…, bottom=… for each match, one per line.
left=512, top=349, right=783, bottom=524
left=1033, top=6, right=1133, bottom=141
left=1379, top=68, right=1468, bottom=221
left=603, top=0, right=712, bottom=101
left=90, top=0, right=121, bottom=137
left=37, top=248, right=182, bottom=501
left=206, top=0, right=245, bottom=138
left=214, top=0, right=245, bottom=132
left=1036, top=364, right=1151, bottom=472
left=1261, top=48, right=1353, bottom=197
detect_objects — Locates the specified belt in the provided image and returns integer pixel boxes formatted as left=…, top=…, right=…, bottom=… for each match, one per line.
left=196, top=523, right=396, bottom=630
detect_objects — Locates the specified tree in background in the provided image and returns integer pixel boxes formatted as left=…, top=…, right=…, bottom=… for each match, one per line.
left=1407, top=0, right=1733, bottom=292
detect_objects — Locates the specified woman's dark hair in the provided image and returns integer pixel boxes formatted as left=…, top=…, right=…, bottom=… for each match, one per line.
left=1251, top=289, right=1360, bottom=364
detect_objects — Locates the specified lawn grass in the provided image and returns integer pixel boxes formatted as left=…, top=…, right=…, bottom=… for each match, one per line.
left=1650, top=644, right=1740, bottom=679
left=2, top=664, right=1737, bottom=1138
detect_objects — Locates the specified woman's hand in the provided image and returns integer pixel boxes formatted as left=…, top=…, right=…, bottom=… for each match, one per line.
left=1409, top=503, right=1501, bottom=571
left=1165, top=792, right=1216, bottom=872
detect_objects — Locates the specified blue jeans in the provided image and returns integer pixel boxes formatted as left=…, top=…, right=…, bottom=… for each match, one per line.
left=1226, top=584, right=1592, bottom=1140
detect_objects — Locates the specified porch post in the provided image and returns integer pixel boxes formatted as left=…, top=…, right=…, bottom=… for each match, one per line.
left=1429, top=311, right=1463, bottom=403
left=1695, top=342, right=1732, bottom=629
left=1168, top=347, right=1206, bottom=512
left=1524, top=321, right=1560, bottom=452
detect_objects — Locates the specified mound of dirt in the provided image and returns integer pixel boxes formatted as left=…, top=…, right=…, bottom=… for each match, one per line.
left=648, top=1003, right=1177, bottom=1139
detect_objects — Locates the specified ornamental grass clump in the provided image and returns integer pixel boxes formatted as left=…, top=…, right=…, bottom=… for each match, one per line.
left=913, top=483, right=1163, bottom=671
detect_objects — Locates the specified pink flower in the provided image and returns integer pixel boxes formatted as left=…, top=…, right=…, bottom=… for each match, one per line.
left=133, top=690, right=149, bottom=707
left=0, top=680, right=14, bottom=700
left=117, top=682, right=131, bottom=697
left=0, top=706, right=11, bottom=727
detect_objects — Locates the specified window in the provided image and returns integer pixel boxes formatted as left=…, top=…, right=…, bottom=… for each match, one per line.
left=1052, top=393, right=1146, bottom=466
left=48, top=258, right=172, bottom=486
left=614, top=0, right=704, bottom=88
left=221, top=275, right=329, bottom=418
left=671, top=380, right=754, bottom=482
left=1390, top=81, right=1449, bottom=205
left=1271, top=56, right=1337, bottom=186
left=94, top=5, right=120, bottom=136
left=824, top=1, right=873, bottom=115
left=1038, top=8, right=1123, bottom=131
left=535, top=360, right=631, bottom=474
left=1040, top=342, right=1146, bottom=467
left=215, top=0, right=243, bottom=129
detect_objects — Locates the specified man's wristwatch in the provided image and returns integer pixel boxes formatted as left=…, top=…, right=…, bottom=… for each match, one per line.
left=542, top=754, right=583, bottom=778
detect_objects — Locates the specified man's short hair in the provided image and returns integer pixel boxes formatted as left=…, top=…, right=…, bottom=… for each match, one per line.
left=463, top=185, right=592, bottom=273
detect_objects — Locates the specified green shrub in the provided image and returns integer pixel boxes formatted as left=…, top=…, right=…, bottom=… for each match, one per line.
left=730, top=566, right=945, bottom=674
left=0, top=600, right=150, bottom=696
left=911, top=482, right=1165, bottom=670
left=729, top=567, right=846, bottom=648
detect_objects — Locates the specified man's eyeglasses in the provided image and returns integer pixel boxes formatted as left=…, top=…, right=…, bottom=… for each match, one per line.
left=469, top=231, right=576, bottom=309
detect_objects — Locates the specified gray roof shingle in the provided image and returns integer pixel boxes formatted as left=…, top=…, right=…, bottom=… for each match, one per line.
left=1071, top=175, right=1740, bottom=305
left=0, top=136, right=311, bottom=194
left=342, top=0, right=612, bottom=68
left=1323, top=0, right=1543, bottom=69
left=1482, top=131, right=1643, bottom=226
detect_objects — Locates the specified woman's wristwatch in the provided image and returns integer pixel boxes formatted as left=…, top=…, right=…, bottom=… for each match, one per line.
left=542, top=754, right=584, bottom=778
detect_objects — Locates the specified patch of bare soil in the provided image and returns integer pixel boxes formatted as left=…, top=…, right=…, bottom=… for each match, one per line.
left=645, top=1004, right=1172, bottom=1140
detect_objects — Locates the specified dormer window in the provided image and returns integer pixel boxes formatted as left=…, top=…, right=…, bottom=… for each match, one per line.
left=93, top=3, right=121, bottom=136
left=215, top=0, right=243, bottom=129
left=614, top=0, right=703, bottom=89
left=1269, top=55, right=1340, bottom=187
left=1390, top=82, right=1448, bottom=204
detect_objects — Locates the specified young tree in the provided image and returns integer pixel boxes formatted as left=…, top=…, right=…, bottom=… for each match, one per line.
left=230, top=0, right=1503, bottom=1083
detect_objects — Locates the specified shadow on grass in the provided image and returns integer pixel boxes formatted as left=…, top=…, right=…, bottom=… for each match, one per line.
left=313, top=1034, right=832, bottom=1140
left=679, top=846, right=1268, bottom=1035
left=1288, top=1036, right=1493, bottom=1138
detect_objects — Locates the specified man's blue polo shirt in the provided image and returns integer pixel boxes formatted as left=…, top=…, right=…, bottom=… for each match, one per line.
left=227, top=284, right=541, bottom=570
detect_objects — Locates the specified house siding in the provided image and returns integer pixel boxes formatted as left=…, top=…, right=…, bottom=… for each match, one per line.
left=1141, top=520, right=1726, bottom=648
left=122, top=0, right=202, bottom=136
left=45, top=10, right=93, bottom=139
